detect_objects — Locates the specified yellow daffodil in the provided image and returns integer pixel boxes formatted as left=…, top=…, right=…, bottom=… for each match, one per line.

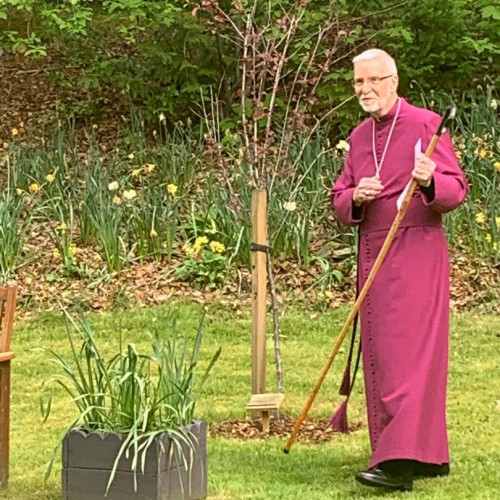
left=485, top=234, right=492, bottom=244
left=167, top=183, right=178, bottom=196
left=132, top=168, right=142, bottom=178
left=113, top=195, right=122, bottom=205
left=108, top=181, right=119, bottom=191
left=150, top=228, right=158, bottom=238
left=2, top=142, right=8, bottom=150
left=283, top=201, right=297, bottom=212
left=93, top=253, right=103, bottom=262
left=15, top=188, right=23, bottom=196
left=29, top=183, right=40, bottom=194
left=495, top=216, right=500, bottom=228
left=123, top=189, right=137, bottom=200
left=209, top=241, right=225, bottom=253
left=53, top=249, right=61, bottom=259
left=145, top=163, right=155, bottom=173
left=58, top=222, right=67, bottom=232
left=128, top=153, right=135, bottom=160
left=69, top=244, right=78, bottom=257
left=475, top=212, right=485, bottom=224
left=335, top=139, right=350, bottom=152
left=490, top=99, right=498, bottom=111
left=193, top=235, right=209, bottom=252
left=183, top=242, right=196, bottom=258
left=159, top=113, right=166, bottom=122
left=494, top=161, right=500, bottom=172
left=478, top=149, right=488, bottom=159
left=11, top=128, right=19, bottom=137
left=46, top=173, right=55, bottom=183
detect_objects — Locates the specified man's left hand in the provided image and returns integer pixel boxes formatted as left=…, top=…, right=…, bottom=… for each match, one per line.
left=412, top=153, right=436, bottom=187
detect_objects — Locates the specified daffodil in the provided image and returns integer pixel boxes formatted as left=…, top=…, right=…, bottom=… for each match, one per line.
left=209, top=241, right=225, bottom=253
left=145, top=163, right=155, bottom=173
left=494, top=161, right=500, bottom=172
left=283, top=201, right=297, bottom=212
left=193, top=235, right=209, bottom=252
left=29, top=183, right=40, bottom=194
left=108, top=181, right=119, bottom=191
left=183, top=242, right=196, bottom=258
left=53, top=249, right=61, bottom=259
left=15, top=188, right=23, bottom=196
left=159, top=113, right=166, bottom=122
left=335, top=139, right=350, bottom=152
left=128, top=153, right=135, bottom=160
left=93, top=253, right=103, bottom=262
left=11, top=128, right=18, bottom=137
left=167, top=183, right=178, bottom=196
left=478, top=149, right=488, bottom=159
left=46, top=173, right=55, bottom=183
left=69, top=244, right=78, bottom=257
left=123, top=189, right=137, bottom=200
left=113, top=195, right=122, bottom=205
left=485, top=234, right=492, bottom=244
left=58, top=222, right=67, bottom=232
left=490, top=99, right=498, bottom=111
left=495, top=216, right=500, bottom=228
left=132, top=168, right=142, bottom=178
left=150, top=228, right=158, bottom=238
left=475, top=212, right=485, bottom=224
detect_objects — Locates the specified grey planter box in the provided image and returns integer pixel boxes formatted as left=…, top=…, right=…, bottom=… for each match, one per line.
left=62, top=420, right=207, bottom=500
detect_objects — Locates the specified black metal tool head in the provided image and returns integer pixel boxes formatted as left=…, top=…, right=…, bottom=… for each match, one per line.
left=437, top=105, right=457, bottom=136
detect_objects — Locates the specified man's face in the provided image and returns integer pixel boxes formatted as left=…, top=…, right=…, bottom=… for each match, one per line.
left=353, top=58, right=398, bottom=118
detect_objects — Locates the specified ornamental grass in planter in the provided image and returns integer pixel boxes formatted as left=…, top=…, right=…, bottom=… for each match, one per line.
left=42, top=309, right=221, bottom=500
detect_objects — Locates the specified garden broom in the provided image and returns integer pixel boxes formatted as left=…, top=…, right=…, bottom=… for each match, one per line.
left=283, top=105, right=456, bottom=454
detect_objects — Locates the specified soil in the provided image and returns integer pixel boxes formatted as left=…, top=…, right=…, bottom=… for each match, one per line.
left=209, top=414, right=362, bottom=443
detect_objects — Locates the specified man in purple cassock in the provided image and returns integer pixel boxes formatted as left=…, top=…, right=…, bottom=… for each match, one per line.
left=331, top=49, right=468, bottom=491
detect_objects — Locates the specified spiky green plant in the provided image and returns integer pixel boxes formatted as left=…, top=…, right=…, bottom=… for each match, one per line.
left=41, top=308, right=221, bottom=493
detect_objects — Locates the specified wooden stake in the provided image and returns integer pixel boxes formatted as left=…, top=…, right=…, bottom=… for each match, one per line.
left=251, top=189, right=267, bottom=398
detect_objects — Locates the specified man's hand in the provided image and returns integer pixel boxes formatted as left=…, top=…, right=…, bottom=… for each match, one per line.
left=353, top=176, right=384, bottom=206
left=413, top=153, right=436, bottom=187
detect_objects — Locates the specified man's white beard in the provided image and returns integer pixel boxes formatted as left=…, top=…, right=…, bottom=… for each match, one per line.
left=359, top=96, right=387, bottom=115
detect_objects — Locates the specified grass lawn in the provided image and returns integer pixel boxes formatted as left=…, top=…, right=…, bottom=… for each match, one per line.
left=1, top=302, right=498, bottom=499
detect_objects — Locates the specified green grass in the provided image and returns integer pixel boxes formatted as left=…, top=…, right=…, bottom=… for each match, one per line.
left=1, top=302, right=499, bottom=499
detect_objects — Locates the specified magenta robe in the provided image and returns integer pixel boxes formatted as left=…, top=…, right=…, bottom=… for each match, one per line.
left=332, top=98, right=467, bottom=468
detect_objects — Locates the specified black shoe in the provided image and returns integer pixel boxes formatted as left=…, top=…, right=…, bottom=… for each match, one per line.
left=355, top=467, right=413, bottom=491
left=413, top=462, right=450, bottom=478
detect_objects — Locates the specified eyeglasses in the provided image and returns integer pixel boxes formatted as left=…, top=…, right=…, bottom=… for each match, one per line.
left=352, top=75, right=394, bottom=89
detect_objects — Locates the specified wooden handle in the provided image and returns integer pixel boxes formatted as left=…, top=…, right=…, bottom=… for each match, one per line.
left=284, top=134, right=441, bottom=454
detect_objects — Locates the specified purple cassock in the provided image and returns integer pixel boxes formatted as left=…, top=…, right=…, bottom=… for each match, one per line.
left=332, top=98, right=468, bottom=468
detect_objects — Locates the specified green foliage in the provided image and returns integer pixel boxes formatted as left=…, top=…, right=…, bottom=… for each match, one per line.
left=348, top=0, right=500, bottom=97
left=0, top=188, right=30, bottom=281
left=41, top=307, right=221, bottom=491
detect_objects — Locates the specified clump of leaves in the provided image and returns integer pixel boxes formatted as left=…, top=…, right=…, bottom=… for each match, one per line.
left=41, top=307, right=221, bottom=492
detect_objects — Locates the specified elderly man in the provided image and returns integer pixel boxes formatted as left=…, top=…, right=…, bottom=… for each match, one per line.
left=331, top=49, right=467, bottom=491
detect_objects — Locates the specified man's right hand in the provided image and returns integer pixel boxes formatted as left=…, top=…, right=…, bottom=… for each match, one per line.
left=353, top=176, right=384, bottom=206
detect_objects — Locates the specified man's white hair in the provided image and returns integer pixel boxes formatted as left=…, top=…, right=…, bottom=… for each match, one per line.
left=352, top=49, right=398, bottom=74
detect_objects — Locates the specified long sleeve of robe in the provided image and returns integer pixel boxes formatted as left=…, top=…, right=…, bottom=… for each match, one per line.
left=332, top=98, right=467, bottom=468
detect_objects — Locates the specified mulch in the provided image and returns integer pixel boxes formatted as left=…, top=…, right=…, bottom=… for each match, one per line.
left=209, top=414, right=362, bottom=443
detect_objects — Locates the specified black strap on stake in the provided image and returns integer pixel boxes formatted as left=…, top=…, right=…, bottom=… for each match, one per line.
left=251, top=243, right=272, bottom=253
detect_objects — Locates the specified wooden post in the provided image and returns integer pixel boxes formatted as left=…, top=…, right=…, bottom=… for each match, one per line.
left=251, top=189, right=267, bottom=399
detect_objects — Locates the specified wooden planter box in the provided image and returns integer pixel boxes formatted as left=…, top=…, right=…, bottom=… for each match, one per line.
left=62, top=420, right=207, bottom=500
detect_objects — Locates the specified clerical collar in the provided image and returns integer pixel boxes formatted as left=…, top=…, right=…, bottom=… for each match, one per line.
left=374, top=97, right=403, bottom=123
